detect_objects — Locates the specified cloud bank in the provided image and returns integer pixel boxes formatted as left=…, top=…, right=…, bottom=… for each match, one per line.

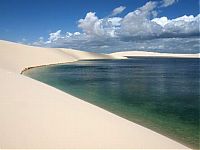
left=32, top=0, right=199, bottom=53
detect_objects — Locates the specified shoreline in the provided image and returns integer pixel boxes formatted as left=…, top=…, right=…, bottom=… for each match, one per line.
left=20, top=62, right=75, bottom=74
left=0, top=40, right=192, bottom=148
left=21, top=55, right=199, bottom=74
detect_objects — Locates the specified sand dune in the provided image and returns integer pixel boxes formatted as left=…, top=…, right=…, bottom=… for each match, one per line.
left=0, top=40, right=190, bottom=148
left=111, top=51, right=199, bottom=58
left=0, top=40, right=117, bottom=73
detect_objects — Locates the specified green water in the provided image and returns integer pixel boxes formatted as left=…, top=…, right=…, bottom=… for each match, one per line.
left=24, top=58, right=200, bottom=148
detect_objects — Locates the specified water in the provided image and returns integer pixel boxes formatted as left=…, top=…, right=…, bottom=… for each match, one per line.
left=24, top=58, right=200, bottom=148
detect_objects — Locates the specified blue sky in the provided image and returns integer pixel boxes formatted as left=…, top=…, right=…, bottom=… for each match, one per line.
left=0, top=0, right=199, bottom=53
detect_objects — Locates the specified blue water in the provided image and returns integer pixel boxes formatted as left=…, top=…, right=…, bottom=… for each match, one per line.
left=24, top=58, right=200, bottom=148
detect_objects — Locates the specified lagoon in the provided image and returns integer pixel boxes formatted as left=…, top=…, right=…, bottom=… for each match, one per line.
left=24, top=58, right=200, bottom=148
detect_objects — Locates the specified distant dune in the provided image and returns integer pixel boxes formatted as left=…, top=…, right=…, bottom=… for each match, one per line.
left=0, top=40, right=190, bottom=149
left=110, top=51, right=199, bottom=58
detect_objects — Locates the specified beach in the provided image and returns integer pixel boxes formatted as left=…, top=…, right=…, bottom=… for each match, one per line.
left=0, top=40, right=194, bottom=148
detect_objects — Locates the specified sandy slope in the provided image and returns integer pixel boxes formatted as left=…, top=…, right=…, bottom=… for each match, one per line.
left=0, top=40, right=117, bottom=73
left=111, top=51, right=199, bottom=58
left=0, top=40, right=190, bottom=148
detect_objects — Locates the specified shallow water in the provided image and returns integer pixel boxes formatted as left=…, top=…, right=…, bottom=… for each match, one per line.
left=24, top=58, right=200, bottom=148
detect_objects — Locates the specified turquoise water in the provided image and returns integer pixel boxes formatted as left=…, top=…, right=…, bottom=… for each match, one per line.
left=24, top=58, right=200, bottom=148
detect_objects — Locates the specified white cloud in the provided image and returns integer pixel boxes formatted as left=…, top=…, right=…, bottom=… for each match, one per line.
left=74, top=32, right=81, bottom=36
left=161, top=0, right=177, bottom=7
left=32, top=1, right=199, bottom=53
left=152, top=15, right=198, bottom=27
left=78, top=12, right=105, bottom=37
left=46, top=30, right=62, bottom=43
left=111, top=6, right=126, bottom=16
left=119, top=1, right=162, bottom=39
left=152, top=14, right=200, bottom=37
left=107, top=17, right=122, bottom=26
left=152, top=17, right=169, bottom=27
left=78, top=12, right=121, bottom=38
left=66, top=32, right=73, bottom=37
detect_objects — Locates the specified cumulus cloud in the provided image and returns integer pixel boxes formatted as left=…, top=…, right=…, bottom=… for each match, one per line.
left=78, top=12, right=103, bottom=36
left=46, top=30, right=62, bottom=43
left=110, top=6, right=126, bottom=16
left=119, top=1, right=162, bottom=40
left=78, top=12, right=122, bottom=38
left=152, top=14, right=200, bottom=38
left=33, top=0, right=199, bottom=53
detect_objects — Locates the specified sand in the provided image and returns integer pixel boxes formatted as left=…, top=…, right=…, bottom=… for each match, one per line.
left=111, top=51, right=199, bottom=58
left=0, top=40, right=192, bottom=148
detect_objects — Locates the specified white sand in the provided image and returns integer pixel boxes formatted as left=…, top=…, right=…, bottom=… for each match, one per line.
left=0, top=40, right=191, bottom=148
left=0, top=40, right=119, bottom=73
left=111, top=51, right=199, bottom=58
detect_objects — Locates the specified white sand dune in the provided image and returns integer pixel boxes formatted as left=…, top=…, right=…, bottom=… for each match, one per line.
left=0, top=40, right=190, bottom=148
left=111, top=51, right=199, bottom=58
left=0, top=40, right=118, bottom=73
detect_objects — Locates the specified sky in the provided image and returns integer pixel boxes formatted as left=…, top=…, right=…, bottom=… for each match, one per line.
left=0, top=0, right=199, bottom=53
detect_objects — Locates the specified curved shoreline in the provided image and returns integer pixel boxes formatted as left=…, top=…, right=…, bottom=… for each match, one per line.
left=0, top=40, right=192, bottom=148
left=20, top=62, right=74, bottom=74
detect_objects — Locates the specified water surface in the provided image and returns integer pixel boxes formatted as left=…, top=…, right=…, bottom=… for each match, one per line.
left=24, top=58, right=200, bottom=148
